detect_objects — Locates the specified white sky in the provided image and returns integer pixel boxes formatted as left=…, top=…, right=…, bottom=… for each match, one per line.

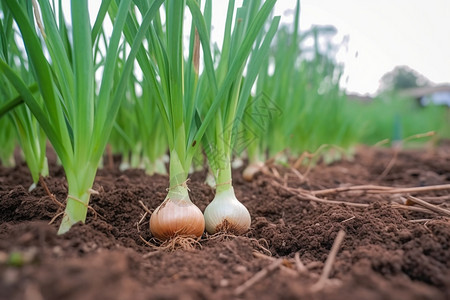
left=207, top=0, right=450, bottom=95
left=81, top=0, right=450, bottom=96
left=278, top=0, right=450, bottom=95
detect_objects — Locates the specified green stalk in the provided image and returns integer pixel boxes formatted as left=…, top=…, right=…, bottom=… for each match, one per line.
left=202, top=0, right=280, bottom=187
left=201, top=1, right=279, bottom=234
left=216, top=160, right=232, bottom=194
left=169, top=148, right=188, bottom=188
left=0, top=8, right=48, bottom=186
left=61, top=164, right=97, bottom=231
left=2, top=0, right=164, bottom=234
left=122, top=0, right=202, bottom=189
left=0, top=117, right=16, bottom=167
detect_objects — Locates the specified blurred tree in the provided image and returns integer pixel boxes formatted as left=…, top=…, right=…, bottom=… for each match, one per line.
left=378, top=65, right=431, bottom=92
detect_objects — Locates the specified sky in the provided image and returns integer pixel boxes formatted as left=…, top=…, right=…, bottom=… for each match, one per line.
left=82, top=0, right=450, bottom=96
left=277, top=0, right=450, bottom=95
left=206, top=0, right=450, bottom=95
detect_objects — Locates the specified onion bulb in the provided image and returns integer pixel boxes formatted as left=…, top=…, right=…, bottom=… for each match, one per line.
left=150, top=187, right=205, bottom=241
left=204, top=187, right=251, bottom=234
left=242, top=161, right=265, bottom=182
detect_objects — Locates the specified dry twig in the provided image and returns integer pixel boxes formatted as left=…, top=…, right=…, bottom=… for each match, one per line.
left=403, top=131, right=435, bottom=142
left=311, top=183, right=450, bottom=196
left=299, top=191, right=369, bottom=208
left=252, top=252, right=297, bottom=276
left=341, top=216, right=355, bottom=223
left=270, top=167, right=282, bottom=181
left=136, top=212, right=148, bottom=232
left=293, top=144, right=330, bottom=170
left=273, top=181, right=369, bottom=208
left=142, top=251, right=161, bottom=259
left=234, top=259, right=283, bottom=296
left=305, top=261, right=323, bottom=270
left=136, top=200, right=152, bottom=232
left=139, top=200, right=152, bottom=214
left=267, top=168, right=450, bottom=223
left=39, top=175, right=64, bottom=208
left=377, top=131, right=435, bottom=180
left=409, top=218, right=432, bottom=223
left=377, top=147, right=399, bottom=180
left=310, top=230, right=346, bottom=292
left=373, top=138, right=390, bottom=147
left=294, top=252, right=308, bottom=274
left=290, top=167, right=306, bottom=183
left=39, top=175, right=66, bottom=225
left=48, top=211, right=65, bottom=225
left=391, top=203, right=438, bottom=215
left=405, top=195, right=450, bottom=217
left=421, top=194, right=450, bottom=203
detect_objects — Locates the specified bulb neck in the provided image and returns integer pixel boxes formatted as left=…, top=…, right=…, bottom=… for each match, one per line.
left=166, top=183, right=191, bottom=204
left=169, top=148, right=188, bottom=188
left=215, top=185, right=236, bottom=201
left=216, top=162, right=232, bottom=194
left=167, top=148, right=191, bottom=204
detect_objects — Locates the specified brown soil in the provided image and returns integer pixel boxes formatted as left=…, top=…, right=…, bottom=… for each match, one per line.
left=1, top=143, right=449, bottom=300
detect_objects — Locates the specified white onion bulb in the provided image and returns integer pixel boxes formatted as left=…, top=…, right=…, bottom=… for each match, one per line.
left=204, top=188, right=251, bottom=234
left=242, top=161, right=264, bottom=182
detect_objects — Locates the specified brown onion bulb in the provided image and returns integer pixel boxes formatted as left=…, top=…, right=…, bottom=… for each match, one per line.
left=150, top=198, right=205, bottom=241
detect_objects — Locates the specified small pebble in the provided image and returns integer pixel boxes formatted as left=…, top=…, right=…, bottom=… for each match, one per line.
left=234, top=265, right=247, bottom=273
left=219, top=279, right=229, bottom=287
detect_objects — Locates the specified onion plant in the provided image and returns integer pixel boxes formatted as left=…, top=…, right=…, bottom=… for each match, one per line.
left=109, top=75, right=146, bottom=171
left=0, top=89, right=49, bottom=190
left=243, top=0, right=363, bottom=178
left=0, top=0, right=164, bottom=234
left=0, top=117, right=16, bottom=167
left=355, top=94, right=450, bottom=146
left=110, top=73, right=168, bottom=174
left=242, top=0, right=301, bottom=178
left=120, top=0, right=278, bottom=240
left=0, top=5, right=48, bottom=188
left=136, top=78, right=168, bottom=175
left=284, top=30, right=360, bottom=157
left=201, top=0, right=280, bottom=234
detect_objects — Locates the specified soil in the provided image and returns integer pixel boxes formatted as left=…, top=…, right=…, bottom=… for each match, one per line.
left=1, top=143, right=450, bottom=300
